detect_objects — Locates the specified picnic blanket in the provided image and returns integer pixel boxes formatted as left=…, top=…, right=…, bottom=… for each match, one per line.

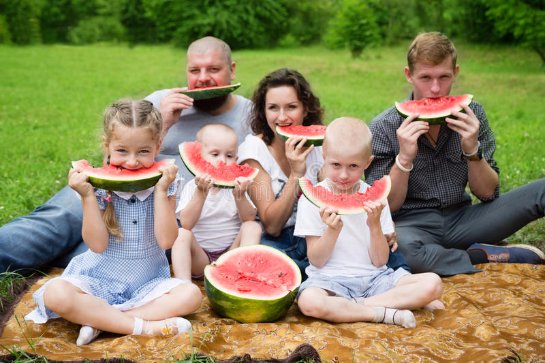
left=1, top=264, right=544, bottom=362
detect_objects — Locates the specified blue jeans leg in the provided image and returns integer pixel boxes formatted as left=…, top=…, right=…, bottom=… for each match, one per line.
left=261, top=226, right=309, bottom=281
left=387, top=250, right=411, bottom=272
left=0, top=186, right=87, bottom=273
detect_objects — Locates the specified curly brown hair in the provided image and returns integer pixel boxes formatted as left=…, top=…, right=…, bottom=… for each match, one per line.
left=250, top=68, right=324, bottom=145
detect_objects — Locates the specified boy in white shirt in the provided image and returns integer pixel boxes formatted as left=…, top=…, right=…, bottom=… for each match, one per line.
left=172, top=124, right=262, bottom=279
left=294, top=117, right=443, bottom=328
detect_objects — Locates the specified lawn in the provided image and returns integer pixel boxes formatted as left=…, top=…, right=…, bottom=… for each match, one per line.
left=0, top=42, right=544, bottom=362
left=1, top=42, right=544, bottom=244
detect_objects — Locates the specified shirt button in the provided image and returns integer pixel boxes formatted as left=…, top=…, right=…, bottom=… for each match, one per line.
left=133, top=220, right=137, bottom=224
left=130, top=196, right=137, bottom=203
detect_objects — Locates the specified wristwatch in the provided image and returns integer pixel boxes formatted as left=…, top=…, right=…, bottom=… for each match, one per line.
left=462, top=141, right=483, bottom=161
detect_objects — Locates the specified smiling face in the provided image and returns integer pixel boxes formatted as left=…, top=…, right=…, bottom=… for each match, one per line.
left=106, top=125, right=160, bottom=170
left=264, top=85, right=307, bottom=133
left=186, top=49, right=235, bottom=90
left=405, top=56, right=459, bottom=100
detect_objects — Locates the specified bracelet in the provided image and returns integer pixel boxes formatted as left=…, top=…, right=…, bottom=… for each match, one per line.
left=395, top=155, right=414, bottom=173
left=462, top=141, right=481, bottom=157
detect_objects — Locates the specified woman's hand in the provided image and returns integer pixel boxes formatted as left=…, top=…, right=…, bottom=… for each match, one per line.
left=285, top=136, right=314, bottom=178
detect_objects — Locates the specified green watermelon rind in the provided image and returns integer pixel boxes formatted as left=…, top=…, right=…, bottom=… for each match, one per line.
left=395, top=94, right=473, bottom=125
left=204, top=245, right=301, bottom=323
left=72, top=159, right=175, bottom=193
left=205, top=278, right=298, bottom=323
left=178, top=142, right=259, bottom=189
left=179, top=83, right=241, bottom=100
left=275, top=125, right=326, bottom=147
left=298, top=176, right=391, bottom=215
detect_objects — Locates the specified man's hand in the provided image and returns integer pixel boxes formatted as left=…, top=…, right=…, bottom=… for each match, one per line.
left=385, top=231, right=398, bottom=252
left=396, top=114, right=429, bottom=167
left=445, top=104, right=480, bottom=155
left=159, top=88, right=194, bottom=131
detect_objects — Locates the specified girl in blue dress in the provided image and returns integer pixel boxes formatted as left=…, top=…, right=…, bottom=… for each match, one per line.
left=25, top=99, right=202, bottom=346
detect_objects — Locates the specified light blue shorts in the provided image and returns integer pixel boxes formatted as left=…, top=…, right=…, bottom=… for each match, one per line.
left=298, top=267, right=410, bottom=300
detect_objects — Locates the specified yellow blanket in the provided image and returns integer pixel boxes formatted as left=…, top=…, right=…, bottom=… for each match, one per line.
left=1, top=264, right=544, bottom=362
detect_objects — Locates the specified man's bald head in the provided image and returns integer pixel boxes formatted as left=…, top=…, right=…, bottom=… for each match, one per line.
left=188, top=36, right=232, bottom=64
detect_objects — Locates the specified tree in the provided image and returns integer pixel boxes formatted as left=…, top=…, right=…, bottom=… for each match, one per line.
left=487, top=0, right=545, bottom=67
left=3, top=0, right=42, bottom=44
left=325, top=0, right=381, bottom=58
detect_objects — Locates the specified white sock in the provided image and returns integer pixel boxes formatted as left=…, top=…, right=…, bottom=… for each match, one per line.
left=76, top=325, right=101, bottom=346
left=372, top=307, right=416, bottom=328
left=132, top=317, right=192, bottom=336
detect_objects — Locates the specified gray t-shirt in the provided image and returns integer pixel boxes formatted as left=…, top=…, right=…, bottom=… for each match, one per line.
left=145, top=90, right=252, bottom=182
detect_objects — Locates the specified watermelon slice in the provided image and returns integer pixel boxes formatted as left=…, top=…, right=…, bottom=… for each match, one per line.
left=179, top=83, right=241, bottom=100
left=72, top=159, right=175, bottom=192
left=204, top=245, right=302, bottom=323
left=178, top=141, right=259, bottom=188
left=299, top=176, right=391, bottom=215
left=275, top=124, right=326, bottom=146
left=395, top=94, right=473, bottom=125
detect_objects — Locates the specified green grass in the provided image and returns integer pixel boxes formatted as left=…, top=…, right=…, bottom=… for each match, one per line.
left=0, top=42, right=543, bottom=245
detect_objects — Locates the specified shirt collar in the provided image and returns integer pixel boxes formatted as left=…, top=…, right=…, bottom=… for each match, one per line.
left=114, top=186, right=154, bottom=201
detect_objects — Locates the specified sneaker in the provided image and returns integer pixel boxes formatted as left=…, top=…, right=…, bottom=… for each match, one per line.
left=467, top=243, right=545, bottom=264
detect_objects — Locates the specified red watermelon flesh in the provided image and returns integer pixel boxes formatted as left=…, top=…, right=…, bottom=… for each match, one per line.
left=178, top=141, right=258, bottom=188
left=276, top=124, right=326, bottom=146
left=299, top=176, right=391, bottom=215
left=204, top=245, right=301, bottom=323
left=72, top=159, right=174, bottom=192
left=395, top=94, right=473, bottom=124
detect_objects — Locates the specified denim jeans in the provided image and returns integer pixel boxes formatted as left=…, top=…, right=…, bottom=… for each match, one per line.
left=0, top=186, right=88, bottom=273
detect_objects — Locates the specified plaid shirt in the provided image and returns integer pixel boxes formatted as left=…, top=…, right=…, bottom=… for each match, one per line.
left=365, top=100, right=499, bottom=215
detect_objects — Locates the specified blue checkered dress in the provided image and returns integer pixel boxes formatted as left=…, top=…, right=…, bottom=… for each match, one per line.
left=26, top=180, right=182, bottom=323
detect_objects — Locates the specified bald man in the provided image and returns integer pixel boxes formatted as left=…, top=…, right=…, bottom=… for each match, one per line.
left=0, top=37, right=252, bottom=272
left=146, top=36, right=252, bottom=182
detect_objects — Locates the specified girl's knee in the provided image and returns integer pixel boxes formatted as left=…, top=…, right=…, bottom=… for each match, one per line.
left=173, top=283, right=202, bottom=313
left=43, top=280, right=76, bottom=313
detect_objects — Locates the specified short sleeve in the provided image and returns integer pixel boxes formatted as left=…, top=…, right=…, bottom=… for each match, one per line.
left=95, top=188, right=108, bottom=210
left=294, top=195, right=326, bottom=238
left=238, top=135, right=268, bottom=166
left=379, top=202, right=395, bottom=235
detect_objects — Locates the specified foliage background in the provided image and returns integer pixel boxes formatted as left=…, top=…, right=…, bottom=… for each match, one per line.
left=0, top=0, right=544, bottom=64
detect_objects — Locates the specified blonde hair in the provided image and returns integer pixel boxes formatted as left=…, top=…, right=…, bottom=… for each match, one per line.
left=407, top=32, right=457, bottom=73
left=102, top=99, right=163, bottom=238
